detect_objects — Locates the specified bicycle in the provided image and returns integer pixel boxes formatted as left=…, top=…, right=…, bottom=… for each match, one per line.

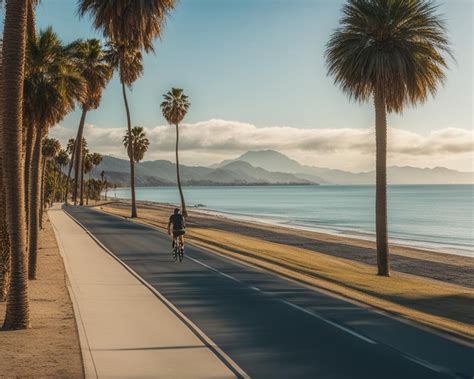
left=172, top=238, right=184, bottom=262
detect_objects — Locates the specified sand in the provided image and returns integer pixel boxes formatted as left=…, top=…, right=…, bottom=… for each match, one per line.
left=0, top=215, right=84, bottom=378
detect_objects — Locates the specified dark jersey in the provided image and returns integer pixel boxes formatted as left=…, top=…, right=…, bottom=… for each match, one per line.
left=169, top=214, right=185, bottom=231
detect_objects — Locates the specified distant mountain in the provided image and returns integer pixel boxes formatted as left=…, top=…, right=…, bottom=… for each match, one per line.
left=214, top=150, right=474, bottom=185
left=95, top=155, right=315, bottom=187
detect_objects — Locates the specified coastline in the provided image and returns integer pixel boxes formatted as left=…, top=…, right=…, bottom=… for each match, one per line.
left=109, top=194, right=473, bottom=258
left=98, top=198, right=473, bottom=288
left=94, top=199, right=474, bottom=339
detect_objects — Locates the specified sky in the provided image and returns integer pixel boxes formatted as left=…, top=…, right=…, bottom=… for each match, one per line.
left=12, top=0, right=474, bottom=171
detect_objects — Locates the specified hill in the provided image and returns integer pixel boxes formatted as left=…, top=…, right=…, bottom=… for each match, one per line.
left=214, top=150, right=474, bottom=185
left=95, top=156, right=315, bottom=187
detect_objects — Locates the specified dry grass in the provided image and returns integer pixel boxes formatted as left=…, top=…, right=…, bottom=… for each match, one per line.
left=99, top=201, right=474, bottom=340
left=0, top=215, right=84, bottom=378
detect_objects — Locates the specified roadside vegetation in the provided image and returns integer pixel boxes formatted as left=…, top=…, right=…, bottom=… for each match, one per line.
left=0, top=0, right=175, bottom=330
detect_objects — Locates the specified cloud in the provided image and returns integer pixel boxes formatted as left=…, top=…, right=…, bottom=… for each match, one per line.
left=48, top=119, right=474, bottom=172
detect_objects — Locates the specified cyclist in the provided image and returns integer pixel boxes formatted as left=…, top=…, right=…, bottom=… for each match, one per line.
left=168, top=208, right=186, bottom=251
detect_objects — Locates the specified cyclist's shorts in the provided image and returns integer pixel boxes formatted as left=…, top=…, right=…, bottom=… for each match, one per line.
left=172, top=229, right=186, bottom=237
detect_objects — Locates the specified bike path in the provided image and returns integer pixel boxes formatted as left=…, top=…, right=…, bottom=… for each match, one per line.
left=64, top=206, right=474, bottom=379
left=49, top=204, right=242, bottom=378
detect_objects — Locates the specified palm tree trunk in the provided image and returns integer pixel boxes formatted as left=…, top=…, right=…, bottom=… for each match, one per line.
left=24, top=125, right=35, bottom=237
left=374, top=90, right=389, bottom=277
left=73, top=107, right=87, bottom=205
left=0, top=23, right=11, bottom=303
left=121, top=82, right=137, bottom=218
left=28, top=130, right=42, bottom=280
left=64, top=139, right=77, bottom=204
left=52, top=162, right=60, bottom=204
left=86, top=172, right=91, bottom=205
left=26, top=0, right=36, bottom=40
left=175, top=123, right=188, bottom=218
left=0, top=0, right=31, bottom=330
left=0, top=156, right=11, bottom=302
left=39, top=154, right=46, bottom=228
left=80, top=156, right=85, bottom=206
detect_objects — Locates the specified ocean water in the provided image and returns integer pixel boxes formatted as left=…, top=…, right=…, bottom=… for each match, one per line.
left=111, top=185, right=474, bottom=257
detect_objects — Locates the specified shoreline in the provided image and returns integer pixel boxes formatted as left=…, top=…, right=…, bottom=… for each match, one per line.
left=109, top=195, right=473, bottom=258
left=95, top=199, right=474, bottom=339
left=97, top=198, right=474, bottom=288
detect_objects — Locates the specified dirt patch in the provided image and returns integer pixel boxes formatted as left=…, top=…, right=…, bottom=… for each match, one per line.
left=0, top=215, right=84, bottom=378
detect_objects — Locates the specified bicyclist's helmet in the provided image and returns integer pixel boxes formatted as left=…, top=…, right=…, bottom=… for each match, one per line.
left=174, top=208, right=180, bottom=214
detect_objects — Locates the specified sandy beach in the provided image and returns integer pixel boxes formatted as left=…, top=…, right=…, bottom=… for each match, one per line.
left=0, top=216, right=83, bottom=378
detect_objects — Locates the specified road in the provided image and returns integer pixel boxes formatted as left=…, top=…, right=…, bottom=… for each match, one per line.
left=64, top=206, right=473, bottom=379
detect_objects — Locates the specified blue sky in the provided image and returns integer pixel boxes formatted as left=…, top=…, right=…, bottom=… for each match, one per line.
left=15, top=1, right=474, bottom=169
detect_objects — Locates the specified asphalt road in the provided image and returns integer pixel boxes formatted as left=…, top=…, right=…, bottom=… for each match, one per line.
left=64, top=206, right=473, bottom=379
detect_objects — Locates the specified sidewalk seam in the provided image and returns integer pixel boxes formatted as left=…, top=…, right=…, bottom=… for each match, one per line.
left=49, top=210, right=99, bottom=379
left=63, top=206, right=249, bottom=379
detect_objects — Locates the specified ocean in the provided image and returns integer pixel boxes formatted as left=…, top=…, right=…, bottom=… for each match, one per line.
left=111, top=185, right=474, bottom=257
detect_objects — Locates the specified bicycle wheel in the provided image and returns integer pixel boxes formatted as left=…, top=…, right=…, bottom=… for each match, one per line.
left=178, top=244, right=184, bottom=262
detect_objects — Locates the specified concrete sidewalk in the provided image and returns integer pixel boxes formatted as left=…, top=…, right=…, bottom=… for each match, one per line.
left=49, top=204, right=240, bottom=379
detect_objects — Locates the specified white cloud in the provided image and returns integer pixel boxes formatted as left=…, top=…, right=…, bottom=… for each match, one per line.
left=48, top=119, right=474, bottom=172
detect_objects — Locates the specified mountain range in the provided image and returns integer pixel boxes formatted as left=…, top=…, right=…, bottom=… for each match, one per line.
left=213, top=150, right=474, bottom=185
left=95, top=155, right=315, bottom=187
left=95, top=150, right=473, bottom=186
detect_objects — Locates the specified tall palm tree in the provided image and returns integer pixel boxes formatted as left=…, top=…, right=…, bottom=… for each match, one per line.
left=41, top=138, right=60, bottom=216
left=84, top=152, right=102, bottom=205
left=64, top=137, right=77, bottom=203
left=123, top=126, right=150, bottom=163
left=78, top=0, right=175, bottom=217
left=325, top=0, right=451, bottom=276
left=54, top=149, right=69, bottom=203
left=23, top=27, right=86, bottom=279
left=105, top=41, right=143, bottom=217
left=79, top=142, right=88, bottom=206
left=78, top=0, right=175, bottom=53
left=0, top=0, right=30, bottom=330
left=161, top=88, right=190, bottom=217
left=67, top=39, right=112, bottom=205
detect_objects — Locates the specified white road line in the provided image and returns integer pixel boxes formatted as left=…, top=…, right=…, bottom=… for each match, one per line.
left=188, top=256, right=241, bottom=282
left=220, top=272, right=240, bottom=282
left=403, top=355, right=443, bottom=373
left=189, top=255, right=377, bottom=346
left=281, top=300, right=377, bottom=345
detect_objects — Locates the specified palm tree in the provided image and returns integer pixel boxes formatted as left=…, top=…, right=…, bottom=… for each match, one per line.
left=79, top=142, right=88, bottom=206
left=78, top=0, right=175, bottom=53
left=54, top=149, right=69, bottom=203
left=64, top=137, right=77, bottom=203
left=84, top=152, right=102, bottom=205
left=67, top=39, right=112, bottom=205
left=0, top=0, right=30, bottom=330
left=41, top=138, right=60, bottom=215
left=123, top=126, right=150, bottom=163
left=105, top=41, right=143, bottom=217
left=325, top=0, right=451, bottom=276
left=78, top=0, right=175, bottom=217
left=23, top=27, right=86, bottom=279
left=161, top=88, right=190, bottom=217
